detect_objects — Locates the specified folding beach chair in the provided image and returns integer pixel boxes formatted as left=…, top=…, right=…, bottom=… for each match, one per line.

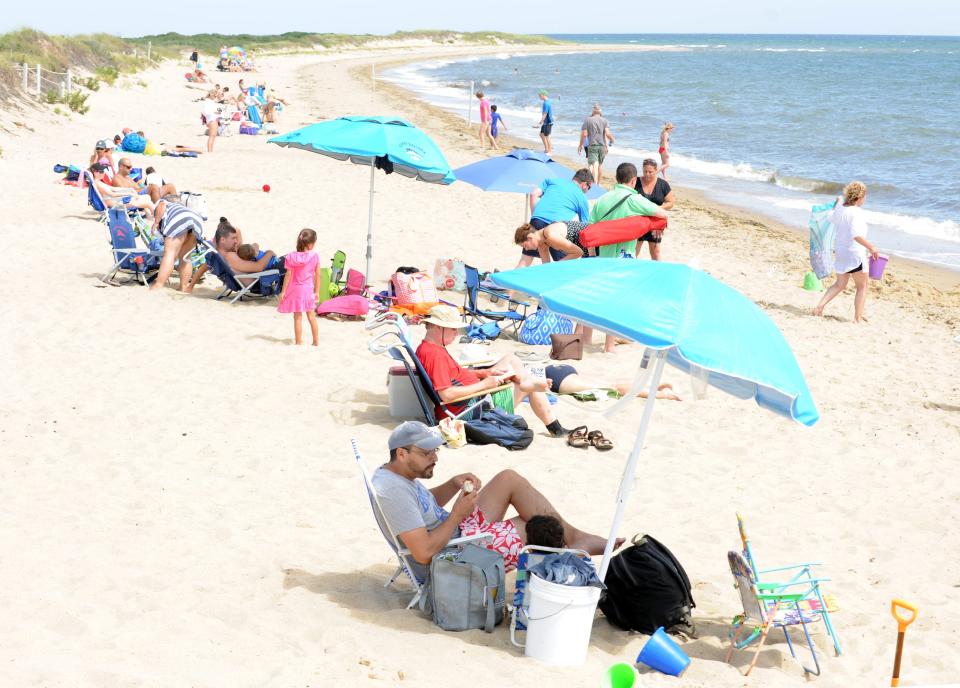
left=367, top=328, right=511, bottom=426
left=726, top=550, right=831, bottom=676
left=736, top=513, right=841, bottom=655
left=509, top=545, right=591, bottom=647
left=463, top=264, right=530, bottom=337
left=101, top=207, right=162, bottom=285
left=203, top=250, right=281, bottom=304
left=350, top=439, right=490, bottom=609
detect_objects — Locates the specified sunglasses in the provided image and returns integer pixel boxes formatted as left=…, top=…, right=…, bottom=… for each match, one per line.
left=119, top=163, right=131, bottom=168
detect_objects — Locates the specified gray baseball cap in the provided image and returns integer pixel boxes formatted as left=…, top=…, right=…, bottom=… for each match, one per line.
left=388, top=421, right=445, bottom=451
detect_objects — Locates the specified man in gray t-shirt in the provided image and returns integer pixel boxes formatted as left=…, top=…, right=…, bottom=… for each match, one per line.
left=578, top=103, right=615, bottom=186
left=370, top=421, right=615, bottom=578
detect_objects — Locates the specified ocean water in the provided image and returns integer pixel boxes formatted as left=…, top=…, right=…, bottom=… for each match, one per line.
left=383, top=34, right=960, bottom=271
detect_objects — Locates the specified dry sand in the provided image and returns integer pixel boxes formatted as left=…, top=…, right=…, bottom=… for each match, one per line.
left=1, top=43, right=959, bottom=687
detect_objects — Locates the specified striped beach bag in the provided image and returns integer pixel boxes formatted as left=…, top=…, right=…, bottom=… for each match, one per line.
left=519, top=307, right=574, bottom=346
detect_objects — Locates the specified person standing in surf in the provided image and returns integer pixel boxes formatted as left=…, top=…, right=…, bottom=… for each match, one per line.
left=813, top=181, right=881, bottom=323
left=476, top=91, right=497, bottom=151
left=659, top=122, right=674, bottom=180
left=537, top=90, right=555, bottom=154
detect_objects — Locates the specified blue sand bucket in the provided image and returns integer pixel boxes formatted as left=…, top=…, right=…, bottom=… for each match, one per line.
left=603, top=662, right=640, bottom=687
left=636, top=627, right=690, bottom=677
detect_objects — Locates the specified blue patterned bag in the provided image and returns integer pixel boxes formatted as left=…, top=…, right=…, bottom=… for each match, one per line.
left=519, top=308, right=574, bottom=345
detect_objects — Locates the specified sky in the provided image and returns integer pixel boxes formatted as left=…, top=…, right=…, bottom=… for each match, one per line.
left=4, top=0, right=959, bottom=37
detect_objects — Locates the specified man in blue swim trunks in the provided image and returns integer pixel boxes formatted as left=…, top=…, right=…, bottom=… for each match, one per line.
left=516, top=169, right=594, bottom=269
left=537, top=90, right=554, bottom=154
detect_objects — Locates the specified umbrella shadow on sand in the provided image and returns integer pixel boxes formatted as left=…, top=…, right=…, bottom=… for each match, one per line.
left=282, top=565, right=519, bottom=651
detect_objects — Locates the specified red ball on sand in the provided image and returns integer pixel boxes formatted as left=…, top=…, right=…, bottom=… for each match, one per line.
left=262, top=184, right=271, bottom=192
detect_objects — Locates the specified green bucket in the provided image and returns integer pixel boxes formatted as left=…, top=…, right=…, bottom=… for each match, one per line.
left=802, top=271, right=823, bottom=292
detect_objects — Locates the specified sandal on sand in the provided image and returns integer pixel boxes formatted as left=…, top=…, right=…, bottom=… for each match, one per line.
left=567, top=426, right=590, bottom=449
left=587, top=430, right=614, bottom=451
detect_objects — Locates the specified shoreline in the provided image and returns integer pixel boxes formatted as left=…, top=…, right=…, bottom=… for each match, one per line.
left=363, top=47, right=960, bottom=293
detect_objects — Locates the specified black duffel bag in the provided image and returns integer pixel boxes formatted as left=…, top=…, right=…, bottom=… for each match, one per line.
left=463, top=406, right=533, bottom=451
left=599, top=534, right=696, bottom=635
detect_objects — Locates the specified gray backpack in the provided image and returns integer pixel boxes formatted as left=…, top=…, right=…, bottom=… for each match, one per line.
left=420, top=544, right=505, bottom=632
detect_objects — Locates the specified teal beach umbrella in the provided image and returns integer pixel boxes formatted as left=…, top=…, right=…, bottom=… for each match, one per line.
left=269, top=116, right=455, bottom=279
left=490, top=259, right=819, bottom=579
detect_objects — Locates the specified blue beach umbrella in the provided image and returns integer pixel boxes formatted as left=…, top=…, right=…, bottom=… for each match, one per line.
left=490, top=259, right=819, bottom=578
left=454, top=148, right=605, bottom=220
left=269, top=116, right=455, bottom=279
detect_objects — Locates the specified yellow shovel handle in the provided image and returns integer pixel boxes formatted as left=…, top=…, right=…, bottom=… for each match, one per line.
left=891, top=599, right=918, bottom=632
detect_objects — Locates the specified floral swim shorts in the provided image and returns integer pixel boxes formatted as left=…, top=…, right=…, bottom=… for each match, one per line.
left=458, top=509, right=523, bottom=572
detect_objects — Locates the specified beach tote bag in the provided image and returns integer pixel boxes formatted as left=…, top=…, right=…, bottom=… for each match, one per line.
left=438, top=418, right=467, bottom=449
left=392, top=271, right=439, bottom=305
left=808, top=200, right=838, bottom=279
left=519, top=307, right=575, bottom=346
left=433, top=258, right=467, bottom=292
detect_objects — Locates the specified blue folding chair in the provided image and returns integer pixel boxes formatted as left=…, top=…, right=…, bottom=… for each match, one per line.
left=203, top=250, right=281, bottom=303
left=101, top=207, right=161, bottom=285
left=463, top=264, right=530, bottom=337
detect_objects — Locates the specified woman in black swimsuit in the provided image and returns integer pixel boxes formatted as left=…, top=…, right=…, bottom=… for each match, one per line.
left=514, top=221, right=590, bottom=261
left=633, top=158, right=675, bottom=260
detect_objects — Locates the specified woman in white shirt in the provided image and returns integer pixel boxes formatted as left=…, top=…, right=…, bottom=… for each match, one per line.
left=813, top=181, right=880, bottom=322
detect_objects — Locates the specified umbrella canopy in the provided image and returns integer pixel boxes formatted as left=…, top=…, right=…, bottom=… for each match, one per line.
left=227, top=46, right=245, bottom=57
left=491, top=259, right=818, bottom=425
left=454, top=148, right=605, bottom=199
left=268, top=117, right=455, bottom=278
left=269, top=116, right=455, bottom=184
left=491, top=259, right=819, bottom=582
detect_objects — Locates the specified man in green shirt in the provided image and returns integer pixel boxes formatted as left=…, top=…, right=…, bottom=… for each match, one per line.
left=588, top=162, right=669, bottom=259
left=585, top=162, right=670, bottom=353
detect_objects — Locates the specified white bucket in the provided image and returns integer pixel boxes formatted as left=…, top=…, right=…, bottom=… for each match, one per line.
left=524, top=573, right=601, bottom=666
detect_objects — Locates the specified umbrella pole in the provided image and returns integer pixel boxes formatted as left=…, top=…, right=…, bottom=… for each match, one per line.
left=598, top=350, right=668, bottom=581
left=365, top=164, right=375, bottom=282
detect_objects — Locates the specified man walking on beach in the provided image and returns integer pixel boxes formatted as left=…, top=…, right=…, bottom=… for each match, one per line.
left=372, top=421, right=616, bottom=574
left=579, top=104, right=614, bottom=185
left=517, top=169, right=593, bottom=268
left=537, top=90, right=555, bottom=154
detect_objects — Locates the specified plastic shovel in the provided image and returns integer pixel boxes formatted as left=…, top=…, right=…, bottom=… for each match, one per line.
left=891, top=599, right=919, bottom=687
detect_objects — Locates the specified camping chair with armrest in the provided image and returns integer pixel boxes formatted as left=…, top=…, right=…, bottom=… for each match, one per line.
left=463, top=264, right=530, bottom=337
left=509, top=545, right=592, bottom=648
left=351, top=438, right=491, bottom=609
left=368, top=329, right=512, bottom=426
left=84, top=170, right=142, bottom=227
left=726, top=550, right=832, bottom=676
left=203, top=249, right=281, bottom=303
left=101, top=207, right=162, bottom=285
left=736, top=513, right=841, bottom=656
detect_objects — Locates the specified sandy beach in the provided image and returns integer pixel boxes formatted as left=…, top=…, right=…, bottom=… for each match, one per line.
left=1, top=41, right=959, bottom=687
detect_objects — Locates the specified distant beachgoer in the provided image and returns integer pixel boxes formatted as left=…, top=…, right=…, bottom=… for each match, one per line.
left=543, top=364, right=681, bottom=400
left=516, top=169, right=593, bottom=268
left=278, top=228, right=321, bottom=346
left=813, top=181, right=880, bottom=323
left=490, top=105, right=506, bottom=140
left=88, top=163, right=154, bottom=216
left=150, top=195, right=203, bottom=292
left=201, top=93, right=221, bottom=153
left=476, top=90, right=496, bottom=151
left=633, top=159, right=675, bottom=260
left=90, top=139, right=116, bottom=176
left=537, top=90, right=554, bottom=154
left=190, top=49, right=199, bottom=65
left=659, top=122, right=674, bottom=180
left=579, top=104, right=615, bottom=185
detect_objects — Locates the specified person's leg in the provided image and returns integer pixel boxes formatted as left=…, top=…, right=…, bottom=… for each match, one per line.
left=175, top=232, right=197, bottom=290
left=293, top=312, right=303, bottom=344
left=183, top=263, right=208, bottom=293
left=852, top=271, right=869, bottom=322
left=476, top=469, right=612, bottom=555
left=478, top=123, right=485, bottom=150
left=206, top=122, right=217, bottom=152
left=814, top=273, right=850, bottom=316
left=150, top=235, right=184, bottom=291
left=604, top=334, right=616, bottom=354
left=540, top=131, right=548, bottom=152
left=307, top=310, right=319, bottom=345
left=648, top=241, right=661, bottom=261
left=661, top=153, right=670, bottom=181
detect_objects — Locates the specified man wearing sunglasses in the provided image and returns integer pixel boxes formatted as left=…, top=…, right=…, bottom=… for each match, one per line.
left=113, top=158, right=179, bottom=203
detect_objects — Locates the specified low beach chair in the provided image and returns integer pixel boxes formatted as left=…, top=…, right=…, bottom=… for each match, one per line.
left=203, top=250, right=281, bottom=303
left=726, top=550, right=830, bottom=676
left=350, top=438, right=490, bottom=609
left=463, top=264, right=530, bottom=337
left=736, top=513, right=841, bottom=655
left=101, top=207, right=161, bottom=285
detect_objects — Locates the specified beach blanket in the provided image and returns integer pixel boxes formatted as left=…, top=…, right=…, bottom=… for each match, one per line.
left=808, top=200, right=838, bottom=279
left=579, top=215, right=668, bottom=248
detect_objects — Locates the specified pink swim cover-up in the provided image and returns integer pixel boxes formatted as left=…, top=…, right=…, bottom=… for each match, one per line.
left=277, top=251, right=319, bottom=313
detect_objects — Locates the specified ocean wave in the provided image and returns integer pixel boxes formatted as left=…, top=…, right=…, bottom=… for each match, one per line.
left=755, top=47, right=826, bottom=53
left=772, top=175, right=844, bottom=195
left=669, top=154, right=775, bottom=183
left=862, top=209, right=960, bottom=244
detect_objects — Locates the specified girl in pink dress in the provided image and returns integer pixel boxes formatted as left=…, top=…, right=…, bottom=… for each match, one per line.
left=278, top=228, right=321, bottom=345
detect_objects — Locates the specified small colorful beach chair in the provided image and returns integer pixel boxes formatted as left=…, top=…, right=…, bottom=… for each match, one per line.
left=203, top=250, right=281, bottom=303
left=463, top=264, right=530, bottom=337
left=101, top=207, right=161, bottom=285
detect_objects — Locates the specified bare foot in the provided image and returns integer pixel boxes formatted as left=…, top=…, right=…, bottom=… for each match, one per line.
left=812, top=306, right=824, bottom=316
